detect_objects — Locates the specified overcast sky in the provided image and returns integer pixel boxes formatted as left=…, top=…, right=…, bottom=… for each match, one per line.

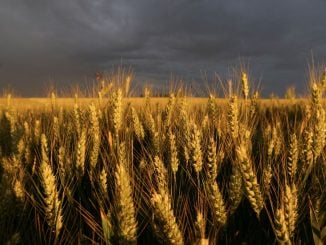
left=1, top=0, right=326, bottom=96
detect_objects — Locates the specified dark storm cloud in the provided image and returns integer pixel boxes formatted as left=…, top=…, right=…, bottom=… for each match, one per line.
left=0, top=0, right=326, bottom=96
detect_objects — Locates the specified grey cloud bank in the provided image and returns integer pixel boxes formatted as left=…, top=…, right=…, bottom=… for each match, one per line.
left=0, top=0, right=326, bottom=96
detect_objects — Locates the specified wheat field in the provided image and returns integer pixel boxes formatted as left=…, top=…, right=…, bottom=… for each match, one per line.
left=0, top=73, right=325, bottom=244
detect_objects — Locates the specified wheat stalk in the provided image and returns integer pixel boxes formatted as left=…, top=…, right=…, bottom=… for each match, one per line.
left=51, top=92, right=56, bottom=108
left=164, top=93, right=176, bottom=127
left=52, top=116, right=59, bottom=143
left=273, top=184, right=298, bottom=244
left=89, top=104, right=101, bottom=172
left=228, top=80, right=233, bottom=98
left=301, top=129, right=313, bottom=180
left=236, top=144, right=264, bottom=216
left=228, top=96, right=239, bottom=139
left=144, top=87, right=151, bottom=109
left=194, top=210, right=207, bottom=243
left=310, top=82, right=325, bottom=161
left=76, top=129, right=86, bottom=178
left=287, top=134, right=298, bottom=182
left=125, top=75, right=131, bottom=96
left=151, top=191, right=184, bottom=245
left=249, top=91, right=259, bottom=118
left=263, top=161, right=273, bottom=195
left=284, top=184, right=298, bottom=237
left=115, top=143, right=138, bottom=243
left=131, top=106, right=145, bottom=140
left=6, top=93, right=12, bottom=107
left=207, top=181, right=227, bottom=225
left=178, top=97, right=191, bottom=163
left=58, top=146, right=66, bottom=180
left=112, top=88, right=123, bottom=138
left=153, top=155, right=168, bottom=192
left=206, top=137, right=220, bottom=182
left=100, top=209, right=113, bottom=244
left=13, top=178, right=25, bottom=201
left=100, top=168, right=108, bottom=195
left=144, top=112, right=160, bottom=154
left=40, top=136, right=63, bottom=236
left=228, top=164, right=243, bottom=214
left=73, top=104, right=81, bottom=135
left=190, top=123, right=203, bottom=174
left=33, top=120, right=41, bottom=143
left=17, top=138, right=25, bottom=161
left=168, top=130, right=179, bottom=176
left=207, top=94, right=218, bottom=126
left=274, top=208, right=291, bottom=244
left=273, top=125, right=282, bottom=158
left=241, top=72, right=249, bottom=100
left=41, top=134, right=49, bottom=161
left=321, top=67, right=326, bottom=90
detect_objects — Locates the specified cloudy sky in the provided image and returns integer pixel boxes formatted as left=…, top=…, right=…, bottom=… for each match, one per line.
left=1, top=0, right=326, bottom=96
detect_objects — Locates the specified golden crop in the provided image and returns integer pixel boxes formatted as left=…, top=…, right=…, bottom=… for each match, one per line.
left=0, top=73, right=325, bottom=244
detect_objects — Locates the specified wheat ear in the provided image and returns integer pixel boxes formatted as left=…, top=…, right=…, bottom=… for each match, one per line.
left=274, top=208, right=291, bottom=244
left=207, top=181, right=227, bottom=225
left=168, top=130, right=179, bottom=177
left=131, top=107, right=145, bottom=140
left=100, top=209, right=113, bottom=244
left=228, top=96, right=239, bottom=139
left=228, top=164, right=243, bottom=214
left=284, top=184, right=298, bottom=237
left=287, top=134, right=298, bottom=182
left=89, top=104, right=101, bottom=172
left=164, top=93, right=176, bottom=127
left=115, top=143, right=138, bottom=243
left=40, top=135, right=63, bottom=236
left=76, top=129, right=86, bottom=178
left=241, top=72, right=249, bottom=100
left=190, top=123, right=203, bottom=174
left=311, top=82, right=325, bottom=161
left=194, top=210, right=207, bottom=244
left=151, top=191, right=184, bottom=245
left=112, top=88, right=123, bottom=138
left=236, top=145, right=264, bottom=216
